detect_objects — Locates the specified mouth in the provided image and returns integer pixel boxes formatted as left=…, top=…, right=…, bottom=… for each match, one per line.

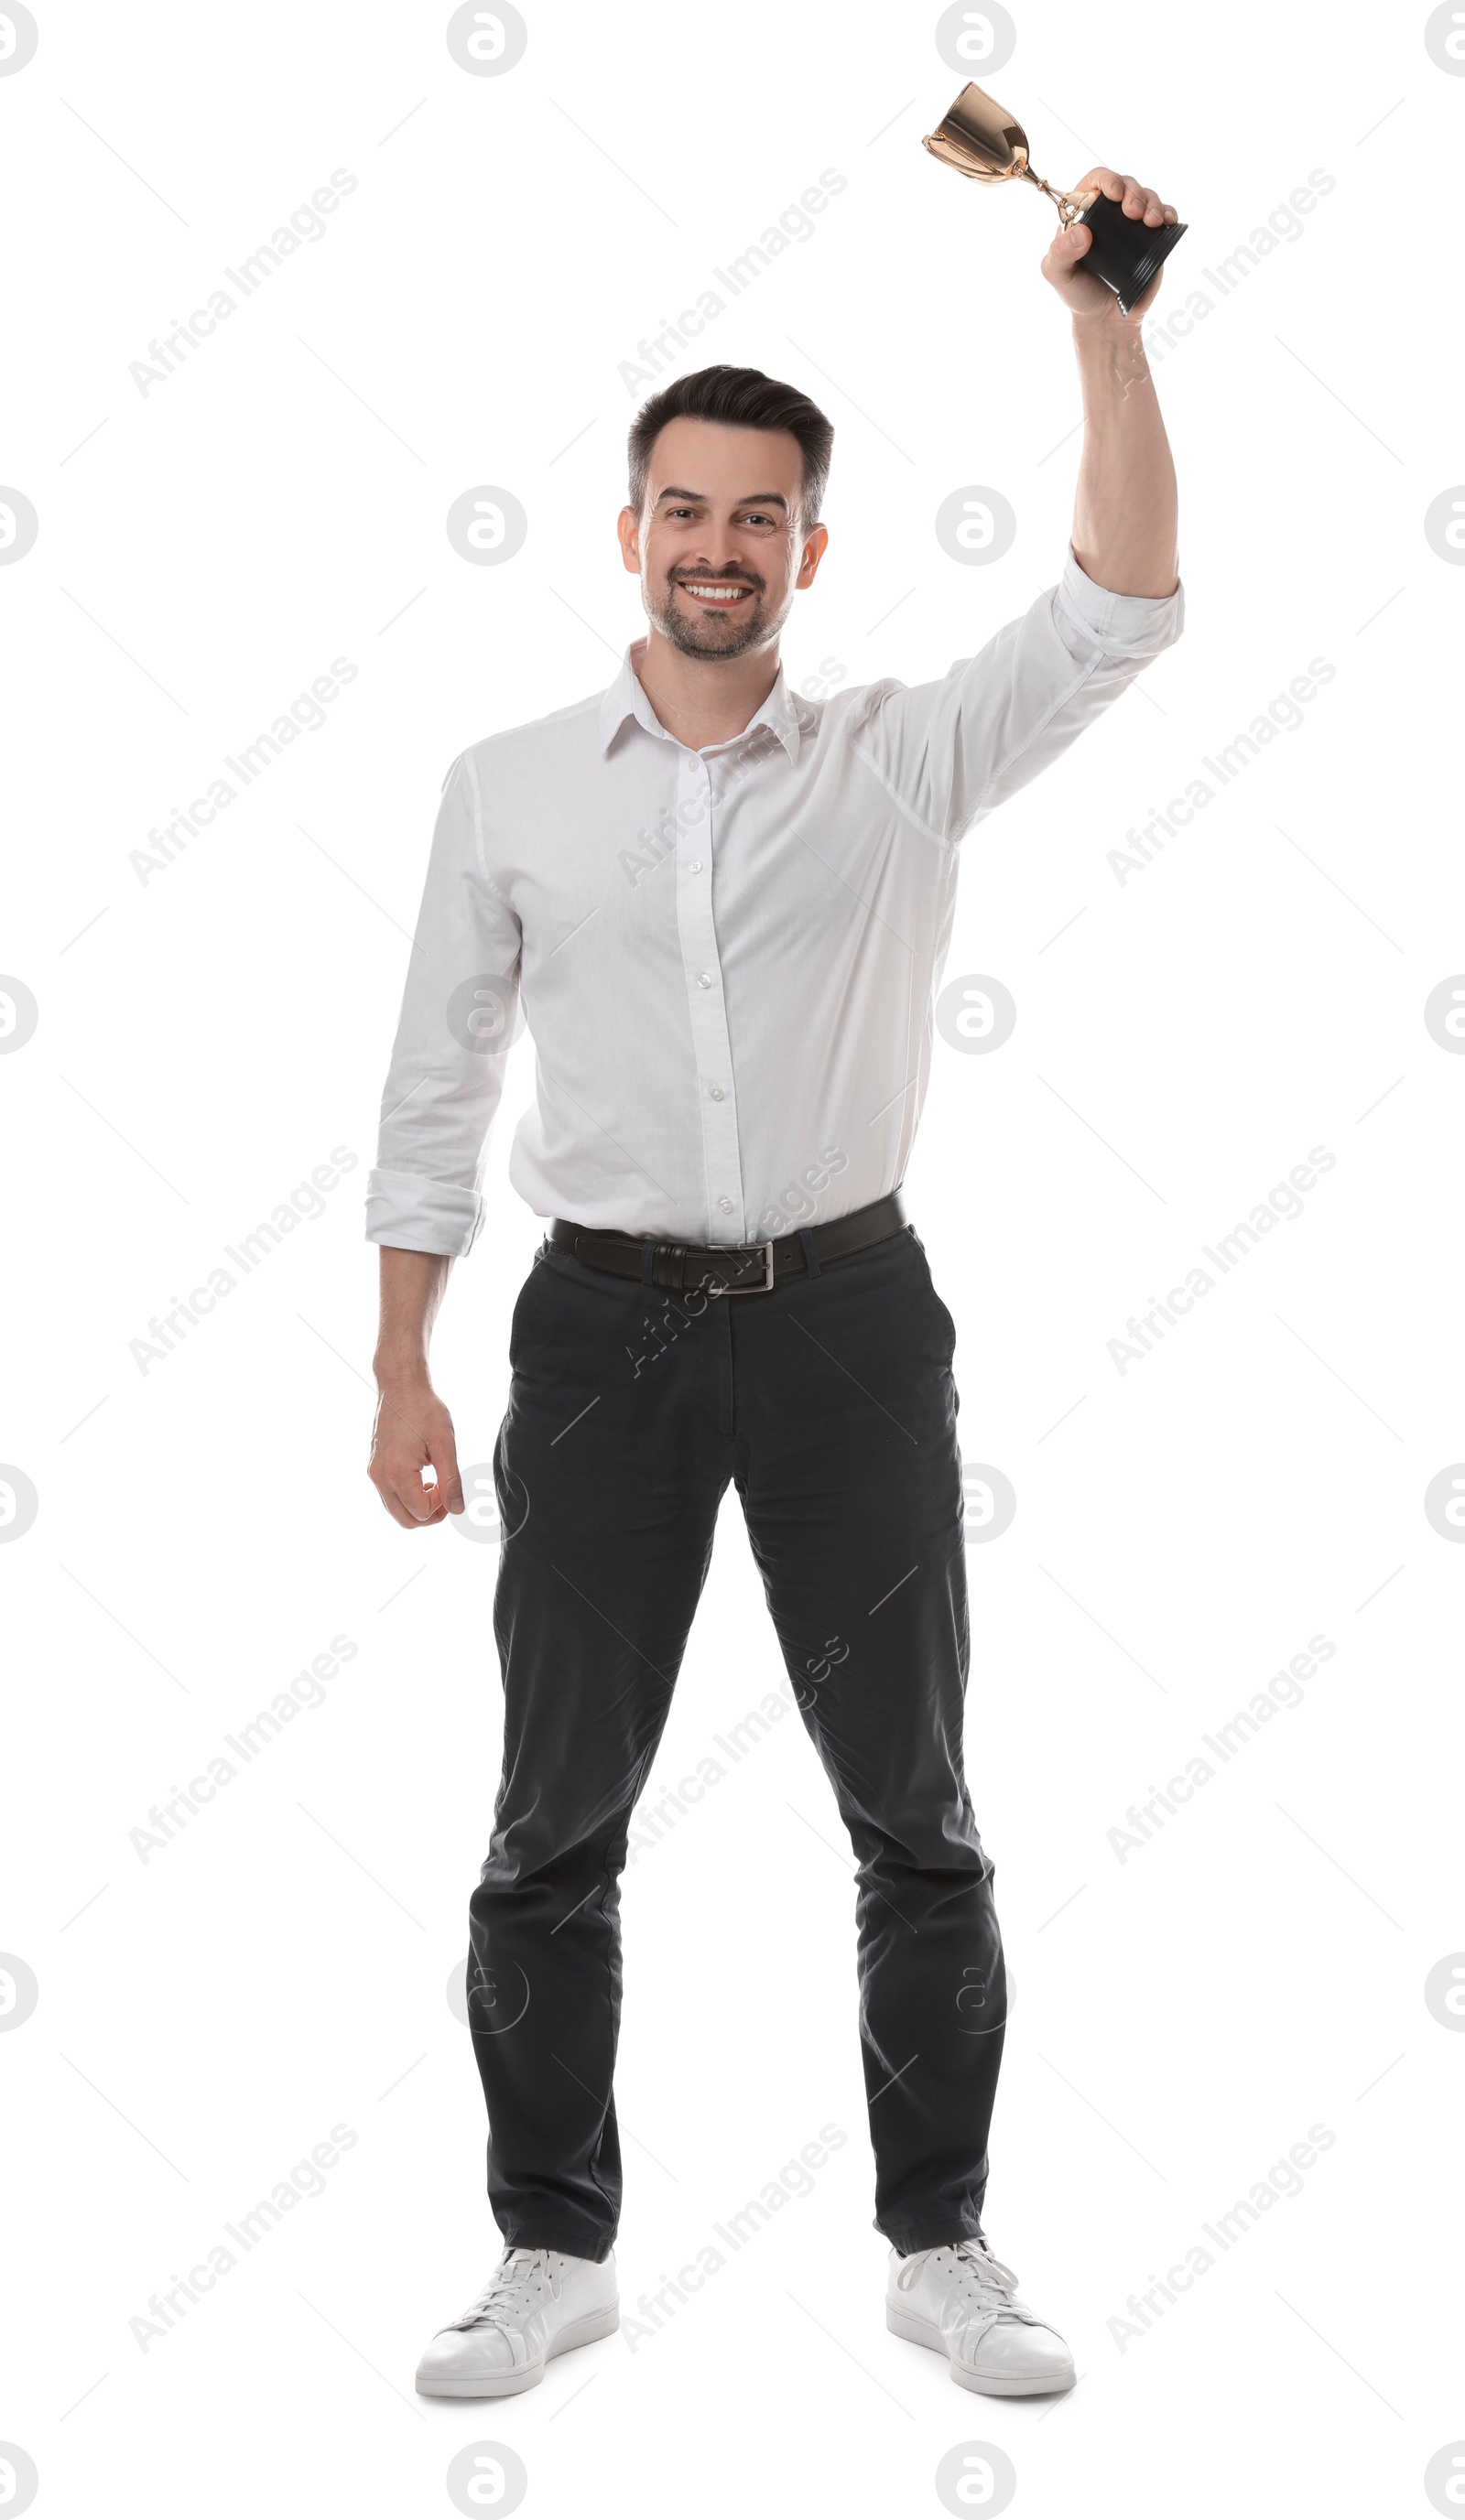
left=673, top=579, right=758, bottom=610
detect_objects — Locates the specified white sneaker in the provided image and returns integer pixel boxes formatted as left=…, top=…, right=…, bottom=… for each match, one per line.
left=886, top=2233, right=1076, bottom=2396
left=415, top=2244, right=619, bottom=2397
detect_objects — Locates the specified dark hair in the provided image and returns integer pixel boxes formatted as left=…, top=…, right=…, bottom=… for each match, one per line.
left=626, top=363, right=834, bottom=527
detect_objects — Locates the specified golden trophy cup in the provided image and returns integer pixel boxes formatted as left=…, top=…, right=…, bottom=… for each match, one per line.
left=922, top=83, right=1186, bottom=315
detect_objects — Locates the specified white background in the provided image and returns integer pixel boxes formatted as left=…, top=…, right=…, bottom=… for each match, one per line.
left=3, top=2, right=1463, bottom=2515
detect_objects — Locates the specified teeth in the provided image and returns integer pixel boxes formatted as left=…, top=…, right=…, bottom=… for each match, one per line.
left=683, top=583, right=750, bottom=600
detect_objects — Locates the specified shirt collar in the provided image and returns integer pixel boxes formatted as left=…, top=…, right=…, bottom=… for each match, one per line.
left=599, top=641, right=808, bottom=764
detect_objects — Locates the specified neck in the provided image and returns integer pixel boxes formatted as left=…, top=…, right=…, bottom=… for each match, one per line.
left=631, top=623, right=781, bottom=751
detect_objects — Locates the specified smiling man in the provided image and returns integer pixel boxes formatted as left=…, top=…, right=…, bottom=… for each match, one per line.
left=367, top=170, right=1183, bottom=2402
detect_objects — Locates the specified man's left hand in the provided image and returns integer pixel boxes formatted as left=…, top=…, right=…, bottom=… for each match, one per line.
left=1042, top=168, right=1178, bottom=325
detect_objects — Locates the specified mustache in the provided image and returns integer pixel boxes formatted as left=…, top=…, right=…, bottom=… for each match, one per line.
left=667, top=569, right=764, bottom=590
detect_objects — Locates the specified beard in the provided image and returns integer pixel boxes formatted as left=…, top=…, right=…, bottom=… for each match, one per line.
left=645, top=568, right=784, bottom=660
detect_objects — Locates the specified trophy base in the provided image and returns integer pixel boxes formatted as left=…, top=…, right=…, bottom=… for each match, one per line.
left=1078, top=191, right=1187, bottom=316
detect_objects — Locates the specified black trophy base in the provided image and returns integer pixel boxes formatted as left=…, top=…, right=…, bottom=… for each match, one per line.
left=1078, top=190, right=1187, bottom=316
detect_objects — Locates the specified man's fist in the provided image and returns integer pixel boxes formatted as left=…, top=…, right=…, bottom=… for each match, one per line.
left=1042, top=168, right=1178, bottom=323
left=367, top=1379, right=465, bottom=1530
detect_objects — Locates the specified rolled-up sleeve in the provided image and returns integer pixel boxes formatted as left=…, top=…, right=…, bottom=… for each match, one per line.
left=850, top=547, right=1184, bottom=845
left=365, top=750, right=522, bottom=1257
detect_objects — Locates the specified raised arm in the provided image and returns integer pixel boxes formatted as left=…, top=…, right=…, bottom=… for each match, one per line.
left=1042, top=168, right=1180, bottom=600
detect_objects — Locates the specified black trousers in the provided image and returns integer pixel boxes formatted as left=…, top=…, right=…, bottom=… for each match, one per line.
left=467, top=1218, right=1006, bottom=2262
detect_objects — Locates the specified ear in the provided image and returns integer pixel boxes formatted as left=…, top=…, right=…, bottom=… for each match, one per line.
left=617, top=505, right=642, bottom=576
left=796, top=523, right=830, bottom=590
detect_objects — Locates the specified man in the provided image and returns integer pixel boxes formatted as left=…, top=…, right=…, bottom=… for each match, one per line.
left=367, top=168, right=1182, bottom=2401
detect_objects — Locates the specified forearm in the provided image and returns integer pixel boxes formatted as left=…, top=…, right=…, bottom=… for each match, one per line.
left=1069, top=315, right=1177, bottom=600
left=374, top=1244, right=454, bottom=1387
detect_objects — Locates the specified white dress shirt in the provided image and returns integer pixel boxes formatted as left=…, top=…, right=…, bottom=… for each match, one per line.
left=366, top=550, right=1183, bottom=1255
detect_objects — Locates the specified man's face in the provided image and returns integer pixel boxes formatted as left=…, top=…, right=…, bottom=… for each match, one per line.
left=617, top=416, right=828, bottom=661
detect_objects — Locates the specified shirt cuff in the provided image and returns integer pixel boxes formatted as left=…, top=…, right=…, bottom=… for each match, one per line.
left=364, top=1167, right=484, bottom=1258
left=1056, top=546, right=1184, bottom=659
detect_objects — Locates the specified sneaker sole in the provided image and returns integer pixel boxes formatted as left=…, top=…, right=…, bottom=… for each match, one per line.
left=885, top=2302, right=1076, bottom=2397
left=416, top=2300, right=620, bottom=2398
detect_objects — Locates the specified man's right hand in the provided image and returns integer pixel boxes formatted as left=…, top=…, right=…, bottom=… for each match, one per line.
left=367, top=1377, right=465, bottom=1528
left=368, top=1245, right=463, bottom=1527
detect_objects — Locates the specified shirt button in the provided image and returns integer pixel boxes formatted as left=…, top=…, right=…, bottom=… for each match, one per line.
left=689, top=860, right=702, bottom=873
left=709, top=1085, right=724, bottom=1101
left=697, top=972, right=713, bottom=990
left=717, top=1197, right=733, bottom=1214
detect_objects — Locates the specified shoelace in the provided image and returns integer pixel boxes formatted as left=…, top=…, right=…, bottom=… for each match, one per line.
left=450, top=2245, right=561, bottom=2331
left=896, top=2238, right=1041, bottom=2338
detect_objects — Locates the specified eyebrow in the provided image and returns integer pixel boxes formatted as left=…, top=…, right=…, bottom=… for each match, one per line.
left=653, top=485, right=789, bottom=512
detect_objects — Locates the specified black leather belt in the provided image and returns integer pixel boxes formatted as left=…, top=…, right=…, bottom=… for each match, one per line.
left=548, top=1190, right=907, bottom=1298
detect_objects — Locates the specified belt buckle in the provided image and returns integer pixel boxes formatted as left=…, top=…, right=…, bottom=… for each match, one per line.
left=703, top=1238, right=776, bottom=1296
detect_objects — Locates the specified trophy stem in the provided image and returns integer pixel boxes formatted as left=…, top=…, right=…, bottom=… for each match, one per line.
left=1017, top=166, right=1096, bottom=226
